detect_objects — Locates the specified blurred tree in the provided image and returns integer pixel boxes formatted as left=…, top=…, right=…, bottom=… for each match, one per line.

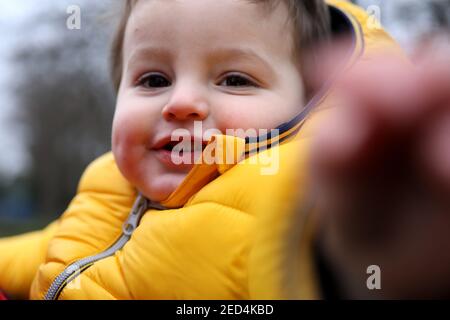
left=12, top=3, right=117, bottom=220
left=429, top=0, right=450, bottom=28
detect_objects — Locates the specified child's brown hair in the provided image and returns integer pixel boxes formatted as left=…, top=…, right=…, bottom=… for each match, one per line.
left=110, top=0, right=331, bottom=92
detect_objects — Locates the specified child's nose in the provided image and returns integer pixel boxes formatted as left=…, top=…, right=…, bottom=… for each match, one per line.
left=162, top=88, right=210, bottom=122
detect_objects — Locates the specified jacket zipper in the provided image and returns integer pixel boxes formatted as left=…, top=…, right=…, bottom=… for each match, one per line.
left=44, top=194, right=165, bottom=300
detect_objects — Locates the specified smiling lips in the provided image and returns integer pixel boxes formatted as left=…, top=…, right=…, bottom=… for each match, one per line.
left=152, top=136, right=209, bottom=170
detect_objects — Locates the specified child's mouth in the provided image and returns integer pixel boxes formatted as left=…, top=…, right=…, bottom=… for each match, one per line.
left=161, top=140, right=207, bottom=153
left=153, top=137, right=209, bottom=169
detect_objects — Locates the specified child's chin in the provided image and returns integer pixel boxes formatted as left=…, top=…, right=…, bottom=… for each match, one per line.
left=140, top=173, right=188, bottom=203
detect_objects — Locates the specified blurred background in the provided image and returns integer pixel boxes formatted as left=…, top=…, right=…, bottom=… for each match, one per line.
left=0, top=0, right=118, bottom=235
left=0, top=0, right=449, bottom=237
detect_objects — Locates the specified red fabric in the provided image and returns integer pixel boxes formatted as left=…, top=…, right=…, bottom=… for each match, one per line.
left=0, top=290, right=7, bottom=300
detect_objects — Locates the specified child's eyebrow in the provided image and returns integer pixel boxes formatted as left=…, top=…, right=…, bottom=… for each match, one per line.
left=126, top=46, right=173, bottom=70
left=206, top=46, right=273, bottom=70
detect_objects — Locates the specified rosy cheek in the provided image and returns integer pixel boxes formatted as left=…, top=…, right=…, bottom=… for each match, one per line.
left=112, top=126, right=128, bottom=154
left=213, top=104, right=250, bottom=131
left=222, top=113, right=270, bottom=132
left=112, top=113, right=141, bottom=169
left=112, top=116, right=131, bottom=151
left=112, top=125, right=144, bottom=184
left=114, top=106, right=150, bottom=140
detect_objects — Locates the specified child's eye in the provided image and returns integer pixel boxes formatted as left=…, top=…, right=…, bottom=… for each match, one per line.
left=137, top=73, right=171, bottom=89
left=219, top=74, right=258, bottom=88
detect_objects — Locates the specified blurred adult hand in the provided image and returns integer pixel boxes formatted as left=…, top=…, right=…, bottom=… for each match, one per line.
left=312, top=41, right=450, bottom=299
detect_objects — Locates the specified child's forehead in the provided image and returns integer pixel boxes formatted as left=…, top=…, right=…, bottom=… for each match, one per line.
left=130, top=0, right=283, bottom=16
left=124, top=0, right=294, bottom=61
left=128, top=0, right=290, bottom=31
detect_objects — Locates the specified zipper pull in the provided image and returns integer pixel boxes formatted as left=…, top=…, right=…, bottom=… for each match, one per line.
left=123, top=194, right=148, bottom=236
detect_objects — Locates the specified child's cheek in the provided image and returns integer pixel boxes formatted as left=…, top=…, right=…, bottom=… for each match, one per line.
left=113, top=104, right=152, bottom=145
left=215, top=103, right=264, bottom=133
left=112, top=113, right=145, bottom=171
left=112, top=123, right=133, bottom=175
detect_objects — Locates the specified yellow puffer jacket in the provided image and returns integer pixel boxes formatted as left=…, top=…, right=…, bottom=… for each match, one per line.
left=0, top=0, right=402, bottom=300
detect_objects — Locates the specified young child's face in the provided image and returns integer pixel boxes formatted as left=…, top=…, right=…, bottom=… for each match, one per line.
left=112, top=0, right=305, bottom=202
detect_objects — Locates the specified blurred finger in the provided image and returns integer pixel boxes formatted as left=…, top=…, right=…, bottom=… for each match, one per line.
left=420, top=108, right=450, bottom=196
